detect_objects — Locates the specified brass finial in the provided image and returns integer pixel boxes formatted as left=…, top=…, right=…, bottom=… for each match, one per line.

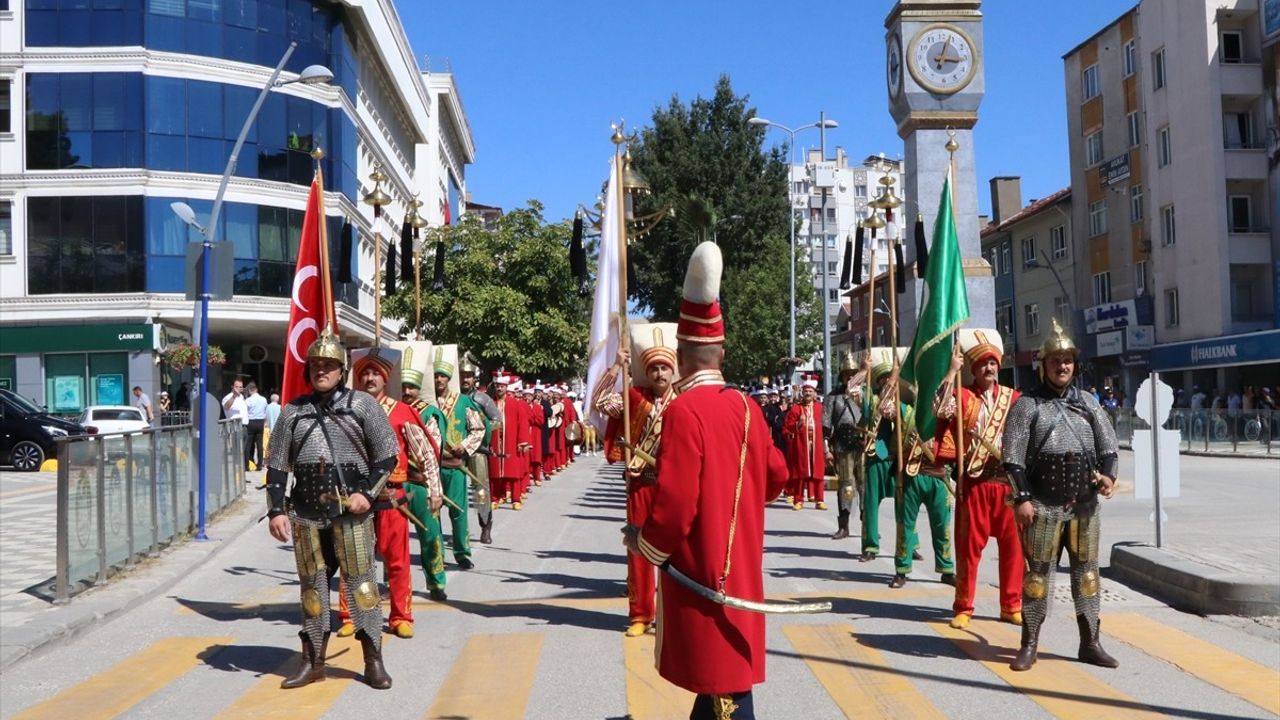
left=311, top=147, right=325, bottom=161
left=611, top=121, right=626, bottom=145
left=945, top=127, right=959, bottom=154
left=363, top=164, right=391, bottom=208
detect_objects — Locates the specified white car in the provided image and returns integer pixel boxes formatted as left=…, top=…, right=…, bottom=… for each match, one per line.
left=79, top=406, right=150, bottom=435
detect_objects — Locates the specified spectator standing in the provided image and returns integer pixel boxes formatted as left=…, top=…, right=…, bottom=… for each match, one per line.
left=266, top=392, right=282, bottom=431
left=221, top=379, right=248, bottom=465
left=243, top=382, right=268, bottom=470
left=132, top=386, right=154, bottom=425
left=175, top=382, right=191, bottom=412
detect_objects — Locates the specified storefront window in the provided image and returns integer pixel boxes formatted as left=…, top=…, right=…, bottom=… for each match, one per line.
left=0, top=356, right=15, bottom=391
left=89, top=353, right=129, bottom=405
left=45, top=353, right=87, bottom=414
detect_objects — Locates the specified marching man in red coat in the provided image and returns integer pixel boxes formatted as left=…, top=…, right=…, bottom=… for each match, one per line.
left=932, top=328, right=1024, bottom=629
left=782, top=375, right=827, bottom=510
left=488, top=373, right=530, bottom=509
left=624, top=242, right=789, bottom=720
left=526, top=384, right=546, bottom=489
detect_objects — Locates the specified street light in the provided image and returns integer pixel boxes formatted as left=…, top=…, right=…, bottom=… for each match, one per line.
left=1026, top=249, right=1081, bottom=386
left=171, top=41, right=331, bottom=541
left=749, top=114, right=839, bottom=384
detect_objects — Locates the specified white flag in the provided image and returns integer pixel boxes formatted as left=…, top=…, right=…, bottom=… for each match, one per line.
left=584, top=156, right=623, bottom=435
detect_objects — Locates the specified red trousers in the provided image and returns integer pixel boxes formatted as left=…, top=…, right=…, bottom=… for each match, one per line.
left=953, top=478, right=1023, bottom=616
left=627, top=480, right=657, bottom=623
left=339, top=493, right=413, bottom=629
left=493, top=476, right=517, bottom=502
left=787, top=476, right=824, bottom=504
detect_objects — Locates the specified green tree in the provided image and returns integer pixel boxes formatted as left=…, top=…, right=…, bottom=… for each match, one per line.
left=626, top=75, right=821, bottom=383
left=383, top=201, right=591, bottom=380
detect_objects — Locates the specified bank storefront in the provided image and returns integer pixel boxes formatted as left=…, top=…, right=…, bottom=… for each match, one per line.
left=1078, top=298, right=1155, bottom=395
left=1151, top=328, right=1280, bottom=392
left=0, top=323, right=167, bottom=414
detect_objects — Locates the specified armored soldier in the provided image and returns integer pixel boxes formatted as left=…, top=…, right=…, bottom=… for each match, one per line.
left=932, top=329, right=1024, bottom=629
left=1003, top=319, right=1120, bottom=672
left=823, top=352, right=864, bottom=540
left=264, top=329, right=400, bottom=690
left=594, top=322, right=678, bottom=637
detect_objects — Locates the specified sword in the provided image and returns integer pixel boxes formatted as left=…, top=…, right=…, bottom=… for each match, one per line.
left=321, top=490, right=433, bottom=533
left=661, top=563, right=832, bottom=614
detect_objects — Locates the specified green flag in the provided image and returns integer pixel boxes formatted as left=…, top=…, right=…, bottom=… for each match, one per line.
left=902, top=167, right=970, bottom=441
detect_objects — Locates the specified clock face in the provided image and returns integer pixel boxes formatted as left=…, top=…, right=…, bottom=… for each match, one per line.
left=886, top=33, right=904, bottom=99
left=908, top=24, right=977, bottom=95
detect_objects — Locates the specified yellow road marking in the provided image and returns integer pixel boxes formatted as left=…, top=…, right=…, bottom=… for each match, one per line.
left=933, top=618, right=1164, bottom=719
left=1105, top=612, right=1280, bottom=715
left=213, top=634, right=366, bottom=719
left=425, top=633, right=542, bottom=719
left=13, top=636, right=232, bottom=720
left=624, top=632, right=694, bottom=720
left=784, top=624, right=945, bottom=719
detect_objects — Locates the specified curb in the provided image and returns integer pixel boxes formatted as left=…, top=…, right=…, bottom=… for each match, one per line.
left=0, top=493, right=261, bottom=671
left=1109, top=542, right=1280, bottom=617
left=1117, top=443, right=1277, bottom=460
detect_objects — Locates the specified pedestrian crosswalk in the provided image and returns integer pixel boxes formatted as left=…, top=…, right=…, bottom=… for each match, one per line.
left=10, top=599, right=1280, bottom=720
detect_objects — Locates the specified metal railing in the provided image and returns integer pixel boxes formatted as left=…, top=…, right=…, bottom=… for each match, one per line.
left=1111, top=408, right=1277, bottom=456
left=54, top=418, right=245, bottom=602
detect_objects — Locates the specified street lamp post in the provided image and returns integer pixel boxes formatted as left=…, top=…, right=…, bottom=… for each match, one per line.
left=748, top=114, right=838, bottom=386
left=171, top=43, right=331, bottom=540
left=1028, top=249, right=1082, bottom=385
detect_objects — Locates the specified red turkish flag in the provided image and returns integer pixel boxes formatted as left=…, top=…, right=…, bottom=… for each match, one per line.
left=281, top=174, right=336, bottom=405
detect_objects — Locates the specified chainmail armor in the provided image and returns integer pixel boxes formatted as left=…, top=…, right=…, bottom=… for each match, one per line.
left=1019, top=500, right=1103, bottom=646
left=1003, top=383, right=1118, bottom=510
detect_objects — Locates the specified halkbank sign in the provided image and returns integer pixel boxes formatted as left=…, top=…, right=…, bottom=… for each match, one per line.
left=1151, top=329, right=1280, bottom=371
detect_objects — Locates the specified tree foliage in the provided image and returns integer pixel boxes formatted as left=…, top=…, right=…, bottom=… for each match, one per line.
left=627, top=75, right=822, bottom=383
left=383, top=202, right=591, bottom=380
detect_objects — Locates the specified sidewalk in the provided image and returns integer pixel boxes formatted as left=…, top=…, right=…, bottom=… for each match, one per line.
left=1104, top=450, right=1280, bottom=616
left=0, top=469, right=263, bottom=670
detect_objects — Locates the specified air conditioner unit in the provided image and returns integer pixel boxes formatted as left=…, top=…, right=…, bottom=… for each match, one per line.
left=244, top=344, right=269, bottom=363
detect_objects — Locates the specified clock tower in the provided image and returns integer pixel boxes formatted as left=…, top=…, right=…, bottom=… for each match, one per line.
left=885, top=0, right=994, bottom=342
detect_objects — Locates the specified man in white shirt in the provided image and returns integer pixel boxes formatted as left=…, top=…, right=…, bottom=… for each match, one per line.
left=243, top=382, right=268, bottom=471
left=222, top=379, right=249, bottom=468
left=132, top=386, right=154, bottom=425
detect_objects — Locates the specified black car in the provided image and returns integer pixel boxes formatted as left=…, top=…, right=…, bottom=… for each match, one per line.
left=0, top=388, right=86, bottom=471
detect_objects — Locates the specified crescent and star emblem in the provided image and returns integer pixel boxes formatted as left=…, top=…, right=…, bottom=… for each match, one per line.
left=289, top=265, right=320, bottom=363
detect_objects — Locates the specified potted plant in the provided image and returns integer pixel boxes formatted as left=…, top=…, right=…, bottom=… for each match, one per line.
left=162, top=342, right=226, bottom=370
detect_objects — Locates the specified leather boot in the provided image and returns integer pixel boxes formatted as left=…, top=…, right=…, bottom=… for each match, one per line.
left=479, top=518, right=493, bottom=545
left=359, top=632, right=393, bottom=689
left=831, top=511, right=850, bottom=540
left=1077, top=615, right=1119, bottom=668
left=280, top=633, right=327, bottom=689
left=1010, top=623, right=1039, bottom=671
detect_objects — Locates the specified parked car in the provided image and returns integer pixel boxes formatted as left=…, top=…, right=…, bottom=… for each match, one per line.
left=79, top=406, right=150, bottom=435
left=0, top=388, right=87, bottom=471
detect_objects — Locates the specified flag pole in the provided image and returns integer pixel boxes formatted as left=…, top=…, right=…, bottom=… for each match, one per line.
left=613, top=127, right=632, bottom=468
left=945, top=130, right=964, bottom=497
left=312, top=149, right=333, bottom=333
left=887, top=216, right=904, bottom=508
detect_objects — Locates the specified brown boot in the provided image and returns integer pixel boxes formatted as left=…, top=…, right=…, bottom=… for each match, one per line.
left=1010, top=624, right=1039, bottom=671
left=1077, top=615, right=1119, bottom=668
left=358, top=632, right=392, bottom=689
left=479, top=521, right=493, bottom=545
left=831, top=511, right=850, bottom=540
left=280, top=633, right=327, bottom=689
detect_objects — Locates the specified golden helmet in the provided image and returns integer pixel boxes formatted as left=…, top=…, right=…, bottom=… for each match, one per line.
left=1039, top=318, right=1078, bottom=359
left=839, top=350, right=858, bottom=375
left=306, top=327, right=346, bottom=365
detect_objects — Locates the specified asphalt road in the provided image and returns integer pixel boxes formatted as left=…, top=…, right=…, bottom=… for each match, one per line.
left=1, top=453, right=1277, bottom=719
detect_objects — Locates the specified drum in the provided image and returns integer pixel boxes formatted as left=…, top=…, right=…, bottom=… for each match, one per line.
left=565, top=421, right=582, bottom=443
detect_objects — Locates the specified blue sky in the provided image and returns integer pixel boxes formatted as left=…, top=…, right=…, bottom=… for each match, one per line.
left=405, top=0, right=1133, bottom=224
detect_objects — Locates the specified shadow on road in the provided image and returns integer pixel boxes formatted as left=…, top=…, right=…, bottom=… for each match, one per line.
left=173, top=596, right=298, bottom=624
left=445, top=596, right=624, bottom=633
left=199, top=642, right=361, bottom=680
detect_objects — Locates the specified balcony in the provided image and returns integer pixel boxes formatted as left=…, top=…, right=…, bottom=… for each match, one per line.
left=1227, top=231, right=1271, bottom=264
left=1219, top=62, right=1263, bottom=98
left=1223, top=147, right=1268, bottom=179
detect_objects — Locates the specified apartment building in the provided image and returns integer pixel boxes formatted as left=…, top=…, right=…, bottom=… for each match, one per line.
left=1063, top=0, right=1278, bottom=397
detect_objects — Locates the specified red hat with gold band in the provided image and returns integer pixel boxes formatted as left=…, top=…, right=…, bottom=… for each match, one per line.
left=958, top=328, right=1003, bottom=373
left=676, top=242, right=725, bottom=345
left=350, top=346, right=401, bottom=383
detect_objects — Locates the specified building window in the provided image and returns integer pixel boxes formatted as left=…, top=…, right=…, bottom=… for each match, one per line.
left=1093, top=272, right=1112, bottom=305
left=0, top=202, right=10, bottom=256
left=26, top=196, right=146, bottom=294
left=1135, top=260, right=1148, bottom=296
left=1127, top=112, right=1141, bottom=148
left=996, top=302, right=1013, bottom=339
left=1161, top=204, right=1176, bottom=246
left=1025, top=303, right=1040, bottom=337
left=1088, top=200, right=1107, bottom=237
left=1000, top=241, right=1012, bottom=276
left=1228, top=196, right=1251, bottom=233
left=1157, top=126, right=1172, bottom=167
left=1050, top=224, right=1068, bottom=260
left=855, top=185, right=867, bottom=198
left=828, top=289, right=838, bottom=302
left=1085, top=130, right=1104, bottom=166
left=1221, top=31, right=1243, bottom=64
left=1130, top=184, right=1144, bottom=223
left=827, top=261, right=837, bottom=274
left=1021, top=236, right=1037, bottom=268
left=1223, top=112, right=1253, bottom=149
left=1055, top=296, right=1071, bottom=325
left=1152, top=47, right=1166, bottom=90
left=1165, top=287, right=1179, bottom=327
left=0, top=80, right=10, bottom=134
left=1123, top=39, right=1137, bottom=77
left=1082, top=64, right=1100, bottom=101
left=825, top=207, right=836, bottom=221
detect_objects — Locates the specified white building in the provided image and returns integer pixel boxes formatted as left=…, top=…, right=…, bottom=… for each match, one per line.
left=0, top=1, right=473, bottom=409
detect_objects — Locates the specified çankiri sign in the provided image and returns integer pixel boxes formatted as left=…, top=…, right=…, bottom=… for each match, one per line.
left=1151, top=328, right=1280, bottom=371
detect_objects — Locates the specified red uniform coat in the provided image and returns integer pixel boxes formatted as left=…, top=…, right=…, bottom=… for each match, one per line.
left=637, top=380, right=789, bottom=694
left=528, top=401, right=545, bottom=466
left=781, top=401, right=825, bottom=480
left=490, top=394, right=529, bottom=480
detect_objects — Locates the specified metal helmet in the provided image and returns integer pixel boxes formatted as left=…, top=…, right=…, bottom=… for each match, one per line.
left=1039, top=318, right=1078, bottom=359
left=306, top=327, right=346, bottom=365
left=839, top=349, right=858, bottom=375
